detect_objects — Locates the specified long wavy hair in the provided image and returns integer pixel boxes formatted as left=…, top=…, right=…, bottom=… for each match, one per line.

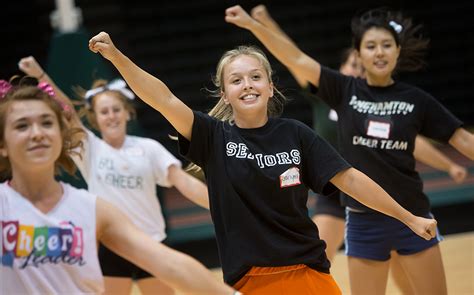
left=0, top=77, right=84, bottom=179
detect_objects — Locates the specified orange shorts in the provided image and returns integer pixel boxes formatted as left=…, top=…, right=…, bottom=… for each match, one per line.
left=233, top=264, right=341, bottom=294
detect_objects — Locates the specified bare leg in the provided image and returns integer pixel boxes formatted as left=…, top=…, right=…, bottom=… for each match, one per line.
left=390, top=251, right=415, bottom=294
left=136, top=277, right=175, bottom=295
left=348, top=257, right=390, bottom=295
left=396, top=245, right=447, bottom=295
left=103, top=277, right=133, bottom=295
left=312, top=214, right=345, bottom=262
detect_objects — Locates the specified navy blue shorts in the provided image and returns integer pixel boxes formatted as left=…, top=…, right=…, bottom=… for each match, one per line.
left=313, top=192, right=345, bottom=219
left=99, top=243, right=153, bottom=279
left=345, top=210, right=442, bottom=261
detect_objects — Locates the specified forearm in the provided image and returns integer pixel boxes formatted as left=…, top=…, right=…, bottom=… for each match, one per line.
left=169, top=165, right=210, bottom=209
left=449, top=128, right=474, bottom=160
left=110, top=51, right=174, bottom=113
left=331, top=168, right=415, bottom=225
left=144, top=244, right=233, bottom=294
left=248, top=20, right=314, bottom=76
left=108, top=50, right=193, bottom=139
left=414, top=136, right=453, bottom=171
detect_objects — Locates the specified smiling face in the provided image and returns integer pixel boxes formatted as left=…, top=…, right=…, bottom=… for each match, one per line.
left=1, top=100, right=62, bottom=172
left=221, top=54, right=274, bottom=126
left=92, top=92, right=130, bottom=144
left=359, top=27, right=400, bottom=84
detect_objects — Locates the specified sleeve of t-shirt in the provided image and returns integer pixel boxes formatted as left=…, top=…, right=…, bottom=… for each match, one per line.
left=149, top=139, right=182, bottom=187
left=419, top=93, right=463, bottom=142
left=309, top=66, right=352, bottom=110
left=300, top=125, right=351, bottom=195
left=178, top=111, right=215, bottom=168
left=71, top=129, right=95, bottom=180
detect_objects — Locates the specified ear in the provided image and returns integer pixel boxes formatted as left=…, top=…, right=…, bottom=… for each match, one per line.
left=0, top=146, right=7, bottom=158
left=396, top=45, right=401, bottom=60
left=269, top=83, right=274, bottom=98
left=126, top=111, right=131, bottom=121
left=222, top=92, right=230, bottom=105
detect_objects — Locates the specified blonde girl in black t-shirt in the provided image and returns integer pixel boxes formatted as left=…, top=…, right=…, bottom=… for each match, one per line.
left=89, top=31, right=439, bottom=295
left=225, top=5, right=474, bottom=295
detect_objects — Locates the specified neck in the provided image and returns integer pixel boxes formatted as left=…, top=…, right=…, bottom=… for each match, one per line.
left=233, top=112, right=268, bottom=129
left=9, top=167, right=62, bottom=206
left=104, top=134, right=126, bottom=149
left=366, top=73, right=394, bottom=87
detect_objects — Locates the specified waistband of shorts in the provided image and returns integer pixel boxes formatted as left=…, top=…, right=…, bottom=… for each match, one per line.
left=244, top=264, right=307, bottom=276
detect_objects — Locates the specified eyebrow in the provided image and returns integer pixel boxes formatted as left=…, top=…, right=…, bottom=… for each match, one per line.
left=12, top=113, right=55, bottom=123
left=228, top=68, right=263, bottom=77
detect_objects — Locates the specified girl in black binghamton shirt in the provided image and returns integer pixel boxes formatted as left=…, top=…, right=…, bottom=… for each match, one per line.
left=246, top=4, right=469, bottom=295
left=90, top=32, right=438, bottom=295
left=226, top=5, right=474, bottom=295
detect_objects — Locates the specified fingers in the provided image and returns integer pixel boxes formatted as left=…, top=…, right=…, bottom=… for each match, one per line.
left=450, top=166, right=467, bottom=183
left=18, top=56, right=41, bottom=76
left=424, top=219, right=437, bottom=240
left=251, top=4, right=268, bottom=20
left=88, top=31, right=111, bottom=53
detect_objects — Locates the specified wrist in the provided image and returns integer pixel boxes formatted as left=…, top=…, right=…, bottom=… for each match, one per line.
left=37, top=71, right=45, bottom=80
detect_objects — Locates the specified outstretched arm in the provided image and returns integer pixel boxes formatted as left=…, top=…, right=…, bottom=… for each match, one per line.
left=225, top=5, right=321, bottom=87
left=168, top=164, right=210, bottom=209
left=18, top=56, right=83, bottom=129
left=449, top=128, right=474, bottom=160
left=414, top=135, right=467, bottom=183
left=96, top=198, right=233, bottom=294
left=89, top=32, right=194, bottom=140
left=250, top=5, right=308, bottom=87
left=330, top=168, right=437, bottom=241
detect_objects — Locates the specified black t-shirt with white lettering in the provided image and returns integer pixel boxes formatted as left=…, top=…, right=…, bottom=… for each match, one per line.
left=178, top=111, right=351, bottom=285
left=313, top=66, right=463, bottom=215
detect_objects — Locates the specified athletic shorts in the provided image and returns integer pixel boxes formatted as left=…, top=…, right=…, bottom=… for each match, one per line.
left=345, top=210, right=443, bottom=261
left=233, top=264, right=341, bottom=294
left=313, top=193, right=345, bottom=219
left=99, top=243, right=153, bottom=279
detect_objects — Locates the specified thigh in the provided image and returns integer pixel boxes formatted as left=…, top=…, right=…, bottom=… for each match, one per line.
left=348, top=256, right=390, bottom=295
left=389, top=252, right=415, bottom=295
left=312, top=214, right=345, bottom=261
left=396, top=245, right=447, bottom=295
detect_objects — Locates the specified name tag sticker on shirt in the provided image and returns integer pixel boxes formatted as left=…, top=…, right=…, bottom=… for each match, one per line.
left=280, top=167, right=301, bottom=188
left=367, top=120, right=391, bottom=139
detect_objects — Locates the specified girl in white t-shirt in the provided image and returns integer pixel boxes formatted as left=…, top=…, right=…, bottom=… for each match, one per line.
left=18, top=57, right=210, bottom=295
left=0, top=78, right=235, bottom=295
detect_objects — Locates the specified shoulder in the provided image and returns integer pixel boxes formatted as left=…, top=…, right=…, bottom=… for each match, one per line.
left=277, top=117, right=315, bottom=132
left=272, top=118, right=317, bottom=140
left=395, top=81, right=434, bottom=99
left=62, top=182, right=96, bottom=203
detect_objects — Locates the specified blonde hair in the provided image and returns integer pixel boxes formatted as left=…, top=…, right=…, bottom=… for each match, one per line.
left=207, top=45, right=286, bottom=121
left=187, top=45, right=287, bottom=173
